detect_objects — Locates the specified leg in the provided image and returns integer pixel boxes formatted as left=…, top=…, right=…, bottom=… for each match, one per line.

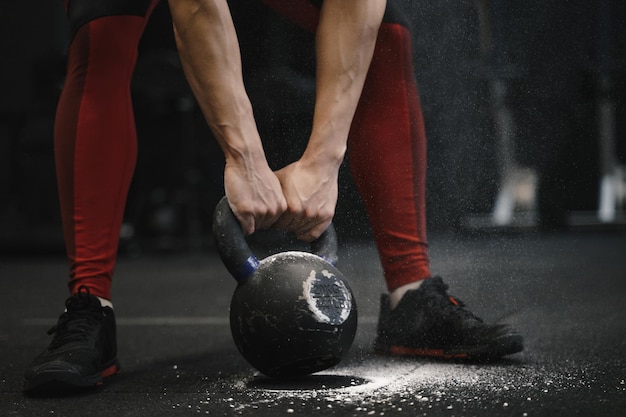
left=347, top=19, right=431, bottom=293
left=55, top=1, right=158, bottom=300
left=24, top=0, right=159, bottom=393
left=349, top=12, right=522, bottom=359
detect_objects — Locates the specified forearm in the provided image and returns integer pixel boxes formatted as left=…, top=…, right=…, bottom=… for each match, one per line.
left=304, top=0, right=386, bottom=166
left=168, top=0, right=286, bottom=233
left=168, top=0, right=265, bottom=165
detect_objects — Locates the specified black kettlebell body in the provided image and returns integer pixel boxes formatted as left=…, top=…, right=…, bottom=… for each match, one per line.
left=213, top=197, right=357, bottom=378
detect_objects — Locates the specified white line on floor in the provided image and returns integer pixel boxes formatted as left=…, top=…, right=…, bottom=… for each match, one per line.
left=21, top=316, right=378, bottom=326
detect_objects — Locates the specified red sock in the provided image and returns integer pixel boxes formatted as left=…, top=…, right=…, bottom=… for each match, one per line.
left=55, top=7, right=157, bottom=299
left=347, top=22, right=431, bottom=292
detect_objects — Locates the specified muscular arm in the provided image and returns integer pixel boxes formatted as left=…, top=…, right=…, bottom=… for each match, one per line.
left=168, top=0, right=286, bottom=234
left=275, top=0, right=386, bottom=240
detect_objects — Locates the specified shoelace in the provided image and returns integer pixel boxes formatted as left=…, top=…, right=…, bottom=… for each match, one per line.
left=429, top=277, right=483, bottom=323
left=47, top=287, right=104, bottom=350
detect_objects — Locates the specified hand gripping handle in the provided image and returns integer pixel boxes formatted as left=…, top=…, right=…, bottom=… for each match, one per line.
left=212, top=196, right=339, bottom=284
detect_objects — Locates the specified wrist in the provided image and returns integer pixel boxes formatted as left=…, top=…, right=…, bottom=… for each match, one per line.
left=301, top=141, right=346, bottom=172
left=216, top=119, right=267, bottom=166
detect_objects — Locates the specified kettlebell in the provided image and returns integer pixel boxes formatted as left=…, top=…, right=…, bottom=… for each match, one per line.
left=212, top=197, right=358, bottom=378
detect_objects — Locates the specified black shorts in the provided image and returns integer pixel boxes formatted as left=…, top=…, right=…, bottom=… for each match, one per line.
left=66, top=0, right=157, bottom=37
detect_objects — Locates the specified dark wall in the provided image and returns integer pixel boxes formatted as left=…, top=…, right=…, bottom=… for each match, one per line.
left=403, top=0, right=497, bottom=228
left=0, top=1, right=67, bottom=251
left=0, top=2, right=67, bottom=113
left=406, top=0, right=625, bottom=228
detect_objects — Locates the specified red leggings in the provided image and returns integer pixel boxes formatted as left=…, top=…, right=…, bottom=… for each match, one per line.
left=55, top=1, right=159, bottom=299
left=56, top=0, right=429, bottom=299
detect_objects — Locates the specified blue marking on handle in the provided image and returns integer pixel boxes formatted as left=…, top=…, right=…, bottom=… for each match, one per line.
left=233, top=255, right=261, bottom=284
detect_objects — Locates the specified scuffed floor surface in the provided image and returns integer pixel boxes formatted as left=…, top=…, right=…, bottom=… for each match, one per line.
left=1, top=231, right=625, bottom=416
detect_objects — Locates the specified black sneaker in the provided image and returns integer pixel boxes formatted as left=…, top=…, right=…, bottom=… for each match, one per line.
left=23, top=287, right=120, bottom=393
left=374, top=277, right=524, bottom=360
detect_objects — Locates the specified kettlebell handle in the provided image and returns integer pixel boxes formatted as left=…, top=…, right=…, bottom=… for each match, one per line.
left=212, top=196, right=339, bottom=284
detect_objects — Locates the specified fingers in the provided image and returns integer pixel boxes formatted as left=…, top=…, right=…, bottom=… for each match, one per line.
left=273, top=205, right=333, bottom=242
left=253, top=199, right=287, bottom=232
left=223, top=162, right=287, bottom=235
left=271, top=162, right=338, bottom=241
left=223, top=159, right=336, bottom=240
left=229, top=197, right=332, bottom=241
left=295, top=217, right=332, bottom=242
left=229, top=198, right=287, bottom=236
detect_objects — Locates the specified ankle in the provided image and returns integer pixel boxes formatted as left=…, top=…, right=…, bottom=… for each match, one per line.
left=97, top=297, right=113, bottom=309
left=389, top=280, right=426, bottom=310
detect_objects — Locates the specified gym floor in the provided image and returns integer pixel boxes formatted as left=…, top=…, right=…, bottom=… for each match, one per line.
left=1, top=230, right=625, bottom=416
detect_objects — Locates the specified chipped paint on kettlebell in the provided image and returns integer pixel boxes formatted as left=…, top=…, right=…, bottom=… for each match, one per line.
left=302, top=268, right=352, bottom=325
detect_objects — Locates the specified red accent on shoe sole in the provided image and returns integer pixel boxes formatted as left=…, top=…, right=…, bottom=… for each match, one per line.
left=448, top=296, right=460, bottom=306
left=389, top=345, right=469, bottom=359
left=101, top=363, right=120, bottom=379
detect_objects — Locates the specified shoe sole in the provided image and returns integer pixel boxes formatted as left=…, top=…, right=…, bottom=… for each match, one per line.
left=23, top=360, right=120, bottom=393
left=375, top=334, right=524, bottom=361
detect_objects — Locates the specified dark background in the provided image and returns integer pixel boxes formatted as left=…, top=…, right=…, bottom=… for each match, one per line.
left=0, top=0, right=625, bottom=254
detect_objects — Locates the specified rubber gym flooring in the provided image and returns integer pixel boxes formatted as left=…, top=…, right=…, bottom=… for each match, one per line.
left=1, top=230, right=625, bottom=416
